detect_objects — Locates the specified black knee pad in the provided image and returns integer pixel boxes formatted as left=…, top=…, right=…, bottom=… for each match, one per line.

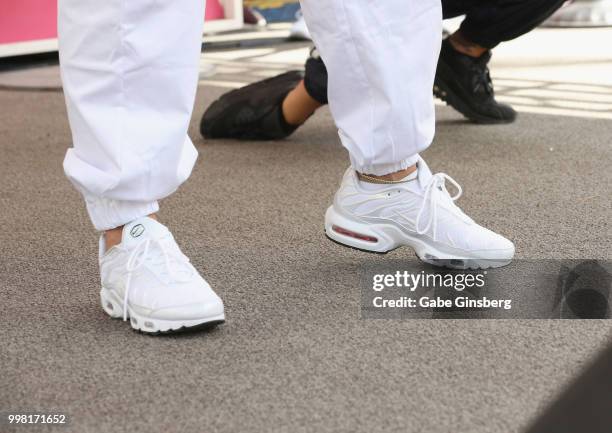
left=303, top=48, right=329, bottom=105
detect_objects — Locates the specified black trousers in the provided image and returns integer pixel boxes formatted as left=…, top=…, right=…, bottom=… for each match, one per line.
left=443, top=0, right=566, bottom=48
left=304, top=0, right=565, bottom=104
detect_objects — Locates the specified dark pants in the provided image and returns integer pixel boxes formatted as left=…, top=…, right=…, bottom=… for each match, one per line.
left=443, top=0, right=566, bottom=48
left=304, top=0, right=565, bottom=104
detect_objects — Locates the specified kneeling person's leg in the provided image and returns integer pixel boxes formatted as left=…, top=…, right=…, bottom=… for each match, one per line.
left=200, top=50, right=329, bottom=141
left=459, top=0, right=566, bottom=49
left=434, top=0, right=565, bottom=124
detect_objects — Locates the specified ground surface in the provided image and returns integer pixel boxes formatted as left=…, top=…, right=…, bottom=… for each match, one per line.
left=1, top=27, right=611, bottom=433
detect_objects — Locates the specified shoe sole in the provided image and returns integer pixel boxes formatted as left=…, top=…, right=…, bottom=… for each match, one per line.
left=434, top=61, right=515, bottom=125
left=100, top=287, right=225, bottom=335
left=324, top=206, right=513, bottom=270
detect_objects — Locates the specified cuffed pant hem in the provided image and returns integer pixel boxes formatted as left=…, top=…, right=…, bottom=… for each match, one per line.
left=458, top=23, right=500, bottom=49
left=350, top=154, right=420, bottom=176
left=84, top=195, right=160, bottom=231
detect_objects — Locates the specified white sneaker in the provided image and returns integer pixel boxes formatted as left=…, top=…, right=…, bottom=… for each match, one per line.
left=324, top=158, right=515, bottom=269
left=99, top=217, right=225, bottom=333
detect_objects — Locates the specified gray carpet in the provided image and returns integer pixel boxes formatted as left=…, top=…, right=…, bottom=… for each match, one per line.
left=1, top=80, right=611, bottom=433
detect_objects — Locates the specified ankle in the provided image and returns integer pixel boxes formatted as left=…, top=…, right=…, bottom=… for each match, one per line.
left=103, top=213, right=157, bottom=250
left=104, top=226, right=123, bottom=250
left=358, top=165, right=417, bottom=183
left=448, top=31, right=488, bottom=58
left=281, top=80, right=323, bottom=126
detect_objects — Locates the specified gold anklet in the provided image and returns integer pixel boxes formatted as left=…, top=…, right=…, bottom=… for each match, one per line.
left=357, top=172, right=416, bottom=185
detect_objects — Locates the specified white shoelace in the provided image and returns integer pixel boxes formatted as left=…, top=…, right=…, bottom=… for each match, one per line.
left=415, top=173, right=463, bottom=241
left=123, top=237, right=193, bottom=321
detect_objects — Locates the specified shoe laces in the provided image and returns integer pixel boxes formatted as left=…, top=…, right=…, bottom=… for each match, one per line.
left=470, top=55, right=494, bottom=96
left=415, top=173, right=463, bottom=241
left=123, top=236, right=193, bottom=321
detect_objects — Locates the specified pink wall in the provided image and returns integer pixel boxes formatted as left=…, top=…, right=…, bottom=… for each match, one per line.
left=0, top=0, right=223, bottom=45
left=0, top=0, right=58, bottom=44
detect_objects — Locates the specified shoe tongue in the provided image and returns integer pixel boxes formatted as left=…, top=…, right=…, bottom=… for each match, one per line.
left=121, top=217, right=169, bottom=249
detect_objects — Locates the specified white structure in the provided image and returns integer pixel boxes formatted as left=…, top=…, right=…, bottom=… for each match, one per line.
left=0, top=0, right=243, bottom=58
left=545, top=0, right=612, bottom=27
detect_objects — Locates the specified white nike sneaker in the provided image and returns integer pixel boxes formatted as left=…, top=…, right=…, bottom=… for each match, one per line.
left=324, top=158, right=515, bottom=269
left=99, top=217, right=225, bottom=334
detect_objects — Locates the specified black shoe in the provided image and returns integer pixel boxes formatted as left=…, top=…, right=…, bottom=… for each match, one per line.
left=434, top=39, right=517, bottom=124
left=200, top=70, right=304, bottom=140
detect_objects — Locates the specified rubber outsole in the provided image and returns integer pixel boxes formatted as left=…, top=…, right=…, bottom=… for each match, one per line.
left=100, top=287, right=225, bottom=335
left=135, top=319, right=225, bottom=336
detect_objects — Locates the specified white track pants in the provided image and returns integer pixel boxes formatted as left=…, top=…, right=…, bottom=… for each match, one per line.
left=59, top=0, right=204, bottom=230
left=59, top=0, right=441, bottom=231
left=300, top=0, right=442, bottom=175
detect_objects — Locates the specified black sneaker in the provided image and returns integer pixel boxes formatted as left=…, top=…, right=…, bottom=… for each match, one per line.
left=434, top=39, right=516, bottom=124
left=200, top=70, right=304, bottom=140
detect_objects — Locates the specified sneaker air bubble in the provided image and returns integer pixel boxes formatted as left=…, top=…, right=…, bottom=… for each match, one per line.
left=332, top=225, right=378, bottom=243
